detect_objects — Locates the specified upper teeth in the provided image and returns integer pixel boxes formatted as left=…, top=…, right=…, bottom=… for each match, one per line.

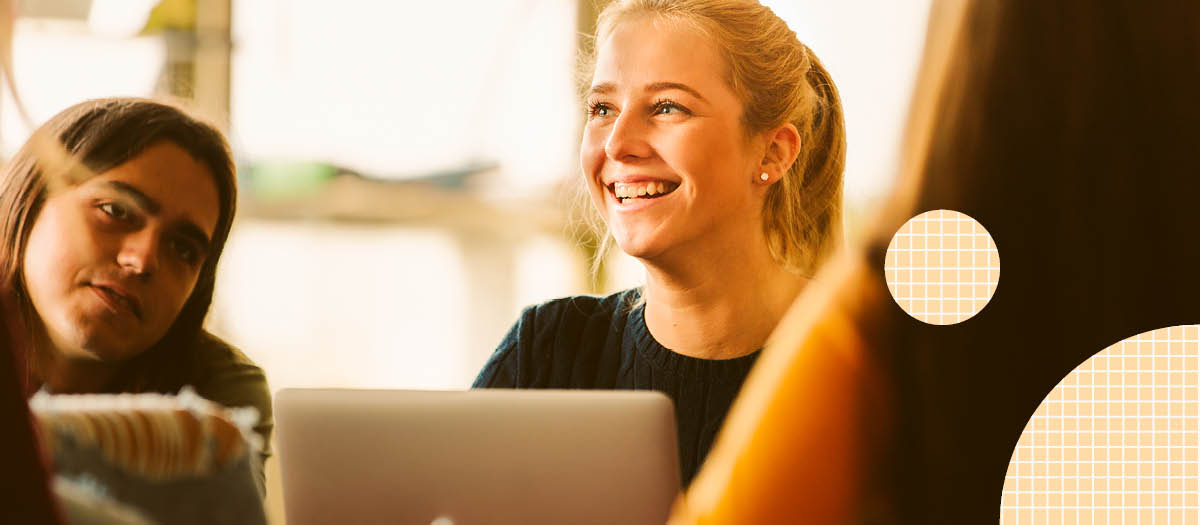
left=614, top=181, right=668, bottom=199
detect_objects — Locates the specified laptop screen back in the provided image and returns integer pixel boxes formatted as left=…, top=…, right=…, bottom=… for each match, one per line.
left=275, top=388, right=680, bottom=525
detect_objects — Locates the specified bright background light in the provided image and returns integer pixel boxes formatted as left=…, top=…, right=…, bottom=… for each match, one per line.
left=230, top=0, right=579, bottom=186
left=4, top=0, right=933, bottom=393
left=6, top=2, right=933, bottom=521
left=765, top=0, right=933, bottom=218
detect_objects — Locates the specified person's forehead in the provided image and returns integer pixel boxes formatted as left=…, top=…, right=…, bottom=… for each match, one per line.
left=593, top=17, right=728, bottom=90
left=84, top=142, right=221, bottom=237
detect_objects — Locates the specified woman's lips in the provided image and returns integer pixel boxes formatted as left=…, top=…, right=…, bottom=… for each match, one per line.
left=89, top=284, right=142, bottom=320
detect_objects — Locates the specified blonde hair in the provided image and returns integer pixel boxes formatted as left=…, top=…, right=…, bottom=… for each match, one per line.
left=580, top=0, right=846, bottom=278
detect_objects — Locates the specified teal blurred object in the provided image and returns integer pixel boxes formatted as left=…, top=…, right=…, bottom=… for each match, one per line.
left=242, top=161, right=338, bottom=201
left=237, top=159, right=504, bottom=222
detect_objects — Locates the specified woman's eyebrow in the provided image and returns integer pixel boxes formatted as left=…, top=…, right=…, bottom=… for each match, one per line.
left=587, top=83, right=616, bottom=97
left=105, top=181, right=160, bottom=214
left=644, top=82, right=707, bottom=103
left=586, top=81, right=708, bottom=103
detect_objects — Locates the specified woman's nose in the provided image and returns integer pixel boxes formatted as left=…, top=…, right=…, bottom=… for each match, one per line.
left=604, top=113, right=653, bottom=162
left=116, top=230, right=159, bottom=277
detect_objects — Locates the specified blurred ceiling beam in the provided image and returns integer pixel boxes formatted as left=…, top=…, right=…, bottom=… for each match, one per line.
left=193, top=0, right=231, bottom=130
left=140, top=0, right=231, bottom=130
left=19, top=0, right=92, bottom=20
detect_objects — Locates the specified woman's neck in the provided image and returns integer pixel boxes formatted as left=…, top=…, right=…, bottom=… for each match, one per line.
left=640, top=234, right=809, bottom=361
left=30, top=326, right=120, bottom=394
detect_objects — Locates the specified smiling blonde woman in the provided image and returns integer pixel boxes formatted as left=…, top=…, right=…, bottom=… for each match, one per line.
left=474, top=0, right=845, bottom=485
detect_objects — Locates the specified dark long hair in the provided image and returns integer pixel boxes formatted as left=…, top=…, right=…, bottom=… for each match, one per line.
left=0, top=98, right=237, bottom=394
left=860, top=1, right=1200, bottom=521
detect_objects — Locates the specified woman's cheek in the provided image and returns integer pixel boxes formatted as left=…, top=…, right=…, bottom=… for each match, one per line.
left=579, top=136, right=609, bottom=204
left=579, top=130, right=606, bottom=176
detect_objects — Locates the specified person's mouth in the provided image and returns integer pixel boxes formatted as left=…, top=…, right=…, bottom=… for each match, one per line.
left=88, top=283, right=143, bottom=320
left=609, top=180, right=680, bottom=204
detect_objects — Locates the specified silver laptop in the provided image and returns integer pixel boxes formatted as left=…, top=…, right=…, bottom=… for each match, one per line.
left=275, top=388, right=680, bottom=525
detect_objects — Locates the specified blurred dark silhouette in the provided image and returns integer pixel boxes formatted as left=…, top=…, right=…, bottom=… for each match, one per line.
left=677, top=1, right=1200, bottom=522
left=0, top=292, right=63, bottom=524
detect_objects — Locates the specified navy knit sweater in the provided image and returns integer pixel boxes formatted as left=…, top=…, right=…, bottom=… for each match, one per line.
left=472, top=289, right=760, bottom=486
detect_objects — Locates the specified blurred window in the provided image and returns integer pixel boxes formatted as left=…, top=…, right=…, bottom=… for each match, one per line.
left=230, top=0, right=579, bottom=187
left=2, top=1, right=162, bottom=156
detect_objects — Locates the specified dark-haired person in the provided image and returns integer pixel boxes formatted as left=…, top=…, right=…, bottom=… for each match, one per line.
left=0, top=97, right=272, bottom=492
left=672, top=0, right=1200, bottom=522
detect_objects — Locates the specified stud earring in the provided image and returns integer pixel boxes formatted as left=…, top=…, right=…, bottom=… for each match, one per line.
left=760, top=172, right=769, bottom=182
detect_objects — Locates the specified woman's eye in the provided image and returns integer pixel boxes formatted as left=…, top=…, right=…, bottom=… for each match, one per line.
left=653, top=101, right=686, bottom=116
left=170, top=238, right=199, bottom=264
left=99, top=202, right=130, bottom=221
left=587, top=102, right=612, bottom=119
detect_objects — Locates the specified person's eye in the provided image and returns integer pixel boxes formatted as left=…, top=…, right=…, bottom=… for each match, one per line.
left=169, top=237, right=200, bottom=265
left=98, top=202, right=131, bottom=221
left=587, top=101, right=613, bottom=119
left=652, top=100, right=689, bottom=116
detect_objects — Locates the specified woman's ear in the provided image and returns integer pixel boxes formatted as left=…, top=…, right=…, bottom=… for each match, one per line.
left=758, top=124, right=802, bottom=184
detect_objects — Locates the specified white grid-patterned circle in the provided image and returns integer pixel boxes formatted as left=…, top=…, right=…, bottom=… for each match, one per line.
left=1000, top=325, right=1200, bottom=524
left=883, top=209, right=999, bottom=325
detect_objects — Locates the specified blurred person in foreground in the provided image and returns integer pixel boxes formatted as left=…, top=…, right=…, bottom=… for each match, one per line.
left=474, top=0, right=845, bottom=486
left=671, top=0, right=1200, bottom=522
left=0, top=98, right=273, bottom=493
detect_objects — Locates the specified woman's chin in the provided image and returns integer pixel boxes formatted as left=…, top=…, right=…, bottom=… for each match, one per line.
left=66, top=326, right=146, bottom=363
left=613, top=234, right=668, bottom=262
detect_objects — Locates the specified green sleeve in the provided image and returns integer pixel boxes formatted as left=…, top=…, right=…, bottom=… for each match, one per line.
left=190, top=332, right=274, bottom=495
